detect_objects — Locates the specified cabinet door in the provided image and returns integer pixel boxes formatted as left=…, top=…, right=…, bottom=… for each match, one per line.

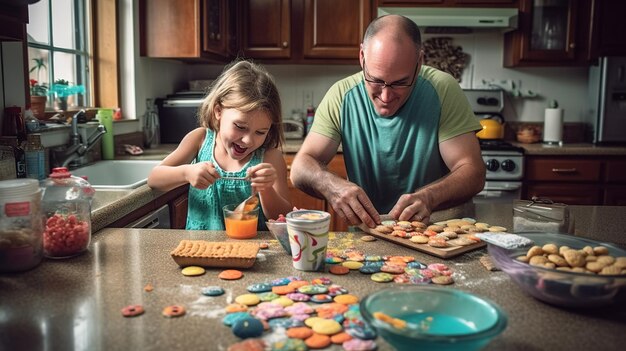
left=241, top=0, right=291, bottom=59
left=202, top=0, right=228, bottom=56
left=590, top=1, right=626, bottom=57
left=140, top=0, right=201, bottom=58
left=504, top=0, right=583, bottom=67
left=525, top=158, right=601, bottom=182
left=302, top=0, right=371, bottom=60
left=284, top=154, right=326, bottom=211
left=170, top=193, right=189, bottom=229
left=525, top=184, right=601, bottom=205
left=604, top=186, right=626, bottom=206
left=325, top=154, right=350, bottom=232
left=378, top=0, right=517, bottom=6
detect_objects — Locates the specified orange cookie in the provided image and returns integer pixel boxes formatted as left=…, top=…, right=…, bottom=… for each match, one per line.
left=330, top=332, right=352, bottom=344
left=162, top=305, right=186, bottom=318
left=225, top=303, right=248, bottom=313
left=286, top=326, right=314, bottom=339
left=288, top=280, right=310, bottom=289
left=218, top=269, right=244, bottom=280
left=272, top=285, right=296, bottom=295
left=329, top=265, right=350, bottom=275
left=305, top=333, right=332, bottom=349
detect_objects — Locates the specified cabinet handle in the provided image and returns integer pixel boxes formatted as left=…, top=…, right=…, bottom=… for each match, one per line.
left=210, top=32, right=215, bottom=40
left=216, top=33, right=221, bottom=40
left=569, top=43, right=575, bottom=49
left=282, top=41, right=288, bottom=48
left=552, top=168, right=577, bottom=173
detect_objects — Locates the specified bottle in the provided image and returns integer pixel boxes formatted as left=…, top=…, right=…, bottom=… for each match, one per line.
left=97, top=109, right=115, bottom=160
left=25, top=134, right=47, bottom=180
left=41, top=167, right=95, bottom=258
left=305, top=107, right=315, bottom=135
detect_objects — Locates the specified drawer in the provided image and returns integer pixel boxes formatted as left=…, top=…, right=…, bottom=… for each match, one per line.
left=525, top=158, right=602, bottom=182
left=605, top=160, right=626, bottom=183
left=525, top=184, right=602, bottom=205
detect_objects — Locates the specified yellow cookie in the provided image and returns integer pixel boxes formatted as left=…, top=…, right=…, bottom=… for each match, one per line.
left=181, top=266, right=205, bottom=276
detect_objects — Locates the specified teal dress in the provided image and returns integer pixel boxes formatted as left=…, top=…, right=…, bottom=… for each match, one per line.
left=186, top=129, right=268, bottom=230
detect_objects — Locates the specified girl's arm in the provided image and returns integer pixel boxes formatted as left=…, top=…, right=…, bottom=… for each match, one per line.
left=249, top=147, right=293, bottom=220
left=147, top=128, right=218, bottom=192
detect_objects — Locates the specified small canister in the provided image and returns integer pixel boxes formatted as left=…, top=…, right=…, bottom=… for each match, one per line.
left=513, top=197, right=573, bottom=234
left=41, top=167, right=95, bottom=258
left=0, top=178, right=44, bottom=272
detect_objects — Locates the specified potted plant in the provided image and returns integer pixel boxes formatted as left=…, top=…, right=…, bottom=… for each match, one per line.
left=29, top=58, right=49, bottom=119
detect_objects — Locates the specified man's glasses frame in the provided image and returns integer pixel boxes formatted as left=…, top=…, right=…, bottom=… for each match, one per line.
left=362, top=57, right=419, bottom=90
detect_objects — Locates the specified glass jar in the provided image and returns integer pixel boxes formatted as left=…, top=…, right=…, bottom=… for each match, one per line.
left=41, top=167, right=95, bottom=258
left=0, top=178, right=44, bottom=272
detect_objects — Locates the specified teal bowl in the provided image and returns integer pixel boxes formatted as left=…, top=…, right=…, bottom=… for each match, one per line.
left=360, top=286, right=507, bottom=351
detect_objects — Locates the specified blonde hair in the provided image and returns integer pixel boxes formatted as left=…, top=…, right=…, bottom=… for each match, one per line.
left=198, top=60, right=284, bottom=149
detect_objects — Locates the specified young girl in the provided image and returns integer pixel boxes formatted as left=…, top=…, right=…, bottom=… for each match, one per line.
left=147, top=60, right=292, bottom=230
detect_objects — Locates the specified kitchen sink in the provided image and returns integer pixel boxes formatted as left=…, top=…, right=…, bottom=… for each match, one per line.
left=70, top=160, right=161, bottom=190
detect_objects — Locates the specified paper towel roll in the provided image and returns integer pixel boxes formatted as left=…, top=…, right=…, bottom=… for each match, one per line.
left=543, top=108, right=563, bottom=144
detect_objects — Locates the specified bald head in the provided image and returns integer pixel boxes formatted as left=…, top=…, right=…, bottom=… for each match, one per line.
left=362, top=15, right=422, bottom=51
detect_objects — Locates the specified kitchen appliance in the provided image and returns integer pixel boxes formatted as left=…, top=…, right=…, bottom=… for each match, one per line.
left=282, top=120, right=304, bottom=139
left=377, top=7, right=518, bottom=32
left=155, top=91, right=204, bottom=144
left=588, top=57, right=626, bottom=144
left=464, top=89, right=524, bottom=204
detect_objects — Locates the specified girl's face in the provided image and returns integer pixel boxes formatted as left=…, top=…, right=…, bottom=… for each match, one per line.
left=215, top=107, right=272, bottom=161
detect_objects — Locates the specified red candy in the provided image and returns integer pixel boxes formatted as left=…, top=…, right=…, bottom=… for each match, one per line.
left=43, top=213, right=90, bottom=258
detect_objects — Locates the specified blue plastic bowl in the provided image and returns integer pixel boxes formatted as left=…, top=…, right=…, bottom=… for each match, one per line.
left=360, top=286, right=507, bottom=351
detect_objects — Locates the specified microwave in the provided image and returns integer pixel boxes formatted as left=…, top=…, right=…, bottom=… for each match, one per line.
left=155, top=92, right=203, bottom=144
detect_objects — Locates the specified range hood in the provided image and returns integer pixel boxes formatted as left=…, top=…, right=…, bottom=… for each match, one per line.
left=378, top=7, right=519, bottom=32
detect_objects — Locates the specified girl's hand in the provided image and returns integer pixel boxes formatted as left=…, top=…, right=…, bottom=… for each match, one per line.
left=247, top=163, right=277, bottom=193
left=185, top=162, right=219, bottom=189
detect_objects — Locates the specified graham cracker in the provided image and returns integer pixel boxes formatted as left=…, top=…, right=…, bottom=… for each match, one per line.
left=171, top=240, right=260, bottom=269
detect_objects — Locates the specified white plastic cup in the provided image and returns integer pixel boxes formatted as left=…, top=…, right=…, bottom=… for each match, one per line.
left=286, top=210, right=331, bottom=271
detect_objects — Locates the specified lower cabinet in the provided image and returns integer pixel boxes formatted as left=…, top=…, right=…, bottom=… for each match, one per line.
left=523, top=156, right=626, bottom=206
left=170, top=192, right=189, bottom=229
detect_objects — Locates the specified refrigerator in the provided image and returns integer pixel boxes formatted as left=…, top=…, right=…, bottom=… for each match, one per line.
left=588, top=57, right=626, bottom=144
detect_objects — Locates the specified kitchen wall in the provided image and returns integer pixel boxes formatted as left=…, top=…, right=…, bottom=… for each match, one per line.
left=132, top=31, right=591, bottom=128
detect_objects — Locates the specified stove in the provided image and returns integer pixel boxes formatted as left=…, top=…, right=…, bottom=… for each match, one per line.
left=464, top=89, right=525, bottom=203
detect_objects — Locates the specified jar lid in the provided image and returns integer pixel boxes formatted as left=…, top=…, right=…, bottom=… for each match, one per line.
left=0, top=178, right=40, bottom=198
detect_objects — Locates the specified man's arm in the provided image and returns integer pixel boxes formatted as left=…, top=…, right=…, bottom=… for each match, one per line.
left=389, top=132, right=485, bottom=223
left=290, top=133, right=380, bottom=228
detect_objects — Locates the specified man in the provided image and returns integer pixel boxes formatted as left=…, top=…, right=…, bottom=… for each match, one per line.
left=290, top=15, right=485, bottom=228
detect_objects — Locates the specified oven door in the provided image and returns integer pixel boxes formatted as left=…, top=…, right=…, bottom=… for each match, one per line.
left=473, top=181, right=522, bottom=204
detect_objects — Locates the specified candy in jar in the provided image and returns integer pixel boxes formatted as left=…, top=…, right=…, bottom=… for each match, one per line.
left=41, top=167, right=95, bottom=258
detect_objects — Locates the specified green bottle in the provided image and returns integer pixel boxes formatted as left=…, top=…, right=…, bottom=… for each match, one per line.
left=97, top=109, right=114, bottom=160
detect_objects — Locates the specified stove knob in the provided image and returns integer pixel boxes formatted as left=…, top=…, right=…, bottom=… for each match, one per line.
left=485, top=159, right=500, bottom=172
left=501, top=159, right=516, bottom=172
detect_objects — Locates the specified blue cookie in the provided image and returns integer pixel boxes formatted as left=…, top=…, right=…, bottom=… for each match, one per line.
left=247, top=283, right=272, bottom=293
left=201, top=286, right=224, bottom=296
left=268, top=317, right=304, bottom=329
left=222, top=312, right=251, bottom=326
left=346, top=325, right=378, bottom=340
left=231, top=317, right=264, bottom=338
left=359, top=265, right=381, bottom=274
left=407, top=261, right=427, bottom=269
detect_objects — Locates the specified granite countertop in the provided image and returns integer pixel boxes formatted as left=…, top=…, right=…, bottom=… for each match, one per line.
left=1, top=204, right=625, bottom=350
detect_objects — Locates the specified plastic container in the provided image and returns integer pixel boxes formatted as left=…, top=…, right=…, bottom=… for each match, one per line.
left=25, top=134, right=47, bottom=180
left=97, top=109, right=114, bottom=160
left=0, top=178, right=44, bottom=272
left=41, top=167, right=95, bottom=258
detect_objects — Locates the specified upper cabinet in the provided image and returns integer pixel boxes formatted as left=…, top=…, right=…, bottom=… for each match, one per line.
left=139, top=0, right=235, bottom=61
left=589, top=0, right=626, bottom=57
left=504, top=0, right=585, bottom=67
left=240, top=0, right=372, bottom=64
left=378, top=0, right=517, bottom=6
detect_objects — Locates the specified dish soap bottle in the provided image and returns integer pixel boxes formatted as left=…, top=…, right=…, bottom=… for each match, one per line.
left=41, top=167, right=95, bottom=258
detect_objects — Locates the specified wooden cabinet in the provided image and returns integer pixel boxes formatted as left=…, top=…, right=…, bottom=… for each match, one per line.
left=284, top=153, right=349, bottom=231
left=139, top=0, right=234, bottom=61
left=170, top=192, right=189, bottom=229
left=240, top=0, right=371, bottom=63
left=523, top=156, right=626, bottom=206
left=503, top=0, right=593, bottom=67
left=589, top=1, right=626, bottom=57
left=378, top=0, right=517, bottom=6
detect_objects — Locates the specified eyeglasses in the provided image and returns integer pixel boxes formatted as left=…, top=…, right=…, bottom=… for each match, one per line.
left=362, top=58, right=419, bottom=90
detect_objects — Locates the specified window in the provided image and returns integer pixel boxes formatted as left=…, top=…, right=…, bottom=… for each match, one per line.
left=27, top=0, right=91, bottom=110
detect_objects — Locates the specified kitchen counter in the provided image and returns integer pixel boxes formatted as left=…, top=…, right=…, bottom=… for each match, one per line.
left=514, top=142, right=626, bottom=156
left=1, top=204, right=625, bottom=350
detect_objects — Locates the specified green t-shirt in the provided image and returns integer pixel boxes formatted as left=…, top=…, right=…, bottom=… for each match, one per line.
left=311, top=65, right=481, bottom=213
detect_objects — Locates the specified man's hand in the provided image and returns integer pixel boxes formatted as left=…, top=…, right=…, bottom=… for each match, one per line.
left=388, top=190, right=434, bottom=224
left=325, top=179, right=380, bottom=228
left=184, top=162, right=219, bottom=189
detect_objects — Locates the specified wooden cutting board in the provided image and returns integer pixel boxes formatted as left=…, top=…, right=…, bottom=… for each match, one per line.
left=358, top=215, right=486, bottom=259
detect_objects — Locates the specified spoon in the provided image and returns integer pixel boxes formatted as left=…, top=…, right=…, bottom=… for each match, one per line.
left=233, top=192, right=259, bottom=216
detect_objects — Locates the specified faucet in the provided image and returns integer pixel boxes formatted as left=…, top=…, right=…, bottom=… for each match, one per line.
left=52, top=109, right=108, bottom=168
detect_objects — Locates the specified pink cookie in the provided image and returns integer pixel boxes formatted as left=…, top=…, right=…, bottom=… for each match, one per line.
left=343, top=339, right=377, bottom=351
